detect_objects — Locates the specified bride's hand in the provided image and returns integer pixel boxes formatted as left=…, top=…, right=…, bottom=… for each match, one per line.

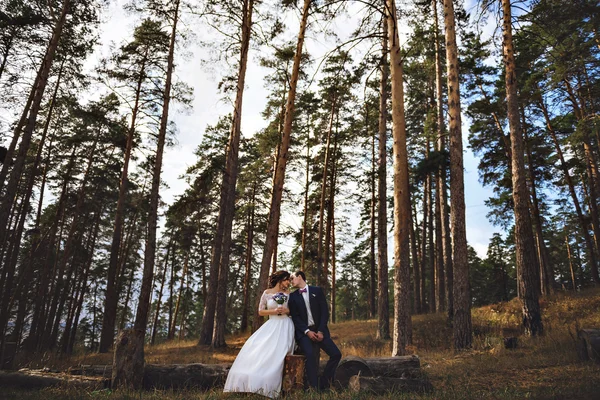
left=280, top=306, right=290, bottom=315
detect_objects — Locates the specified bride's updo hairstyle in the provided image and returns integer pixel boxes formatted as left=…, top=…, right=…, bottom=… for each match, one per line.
left=268, top=270, right=290, bottom=289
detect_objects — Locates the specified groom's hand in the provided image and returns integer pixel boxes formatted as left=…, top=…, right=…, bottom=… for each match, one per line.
left=307, top=331, right=318, bottom=341
left=316, top=332, right=324, bottom=342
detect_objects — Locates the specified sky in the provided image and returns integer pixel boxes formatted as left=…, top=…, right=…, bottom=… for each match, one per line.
left=89, top=0, right=499, bottom=259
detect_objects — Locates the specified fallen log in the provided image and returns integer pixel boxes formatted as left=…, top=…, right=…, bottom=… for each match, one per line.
left=362, top=355, right=421, bottom=378
left=143, top=363, right=230, bottom=390
left=349, top=375, right=433, bottom=394
left=0, top=369, right=108, bottom=389
left=577, top=328, right=600, bottom=363
left=68, top=364, right=112, bottom=377
left=332, top=356, right=373, bottom=389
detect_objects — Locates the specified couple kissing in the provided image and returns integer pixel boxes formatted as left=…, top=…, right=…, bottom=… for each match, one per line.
left=224, top=270, right=342, bottom=398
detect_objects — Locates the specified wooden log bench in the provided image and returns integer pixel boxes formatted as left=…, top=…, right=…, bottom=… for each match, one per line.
left=577, top=328, right=600, bottom=363
left=60, top=354, right=429, bottom=392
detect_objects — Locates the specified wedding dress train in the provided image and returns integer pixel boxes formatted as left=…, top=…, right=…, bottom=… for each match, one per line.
left=223, top=291, right=295, bottom=398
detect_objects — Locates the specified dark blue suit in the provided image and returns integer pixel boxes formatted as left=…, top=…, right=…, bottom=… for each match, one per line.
left=288, top=285, right=341, bottom=389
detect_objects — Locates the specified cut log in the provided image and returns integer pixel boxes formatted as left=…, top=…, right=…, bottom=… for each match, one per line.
left=349, top=375, right=433, bottom=394
left=577, top=328, right=600, bottom=363
left=143, top=363, right=230, bottom=389
left=362, top=355, right=421, bottom=378
left=282, top=354, right=305, bottom=392
left=0, top=369, right=108, bottom=389
left=332, top=355, right=373, bottom=389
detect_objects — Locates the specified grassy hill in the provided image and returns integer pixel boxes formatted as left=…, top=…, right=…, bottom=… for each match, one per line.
left=5, top=287, right=600, bottom=399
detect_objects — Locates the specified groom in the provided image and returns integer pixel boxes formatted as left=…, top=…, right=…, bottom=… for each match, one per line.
left=289, top=271, right=341, bottom=391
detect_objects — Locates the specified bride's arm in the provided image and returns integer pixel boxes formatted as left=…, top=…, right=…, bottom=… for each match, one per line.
left=257, top=291, right=279, bottom=316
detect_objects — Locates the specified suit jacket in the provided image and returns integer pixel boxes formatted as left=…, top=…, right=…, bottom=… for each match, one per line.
left=289, top=285, right=330, bottom=341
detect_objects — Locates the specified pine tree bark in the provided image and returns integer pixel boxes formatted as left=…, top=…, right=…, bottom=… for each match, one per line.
left=386, top=0, right=412, bottom=356
left=377, top=18, right=390, bottom=338
left=443, top=0, right=472, bottom=348
left=210, top=0, right=254, bottom=349
left=100, top=47, right=149, bottom=353
left=502, top=0, right=543, bottom=336
left=432, top=0, right=448, bottom=315
left=0, top=0, right=70, bottom=242
left=369, top=108, right=376, bottom=319
left=131, top=1, right=180, bottom=363
left=254, top=0, right=312, bottom=331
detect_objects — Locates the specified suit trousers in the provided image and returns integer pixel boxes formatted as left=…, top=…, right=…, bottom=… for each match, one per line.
left=297, top=333, right=341, bottom=390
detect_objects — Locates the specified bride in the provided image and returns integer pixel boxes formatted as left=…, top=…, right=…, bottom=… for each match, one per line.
left=223, top=270, right=295, bottom=398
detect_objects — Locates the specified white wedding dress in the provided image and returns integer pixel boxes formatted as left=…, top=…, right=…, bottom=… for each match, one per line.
left=223, top=290, right=295, bottom=398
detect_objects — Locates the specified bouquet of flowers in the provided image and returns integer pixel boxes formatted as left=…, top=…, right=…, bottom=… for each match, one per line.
left=273, top=292, right=287, bottom=305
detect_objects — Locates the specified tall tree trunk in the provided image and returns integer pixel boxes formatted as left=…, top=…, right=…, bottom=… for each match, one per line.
left=169, top=251, right=189, bottom=340
left=210, top=0, right=254, bottom=349
left=301, top=120, right=311, bottom=271
left=322, top=131, right=339, bottom=291
left=240, top=187, right=256, bottom=332
left=316, top=99, right=337, bottom=287
left=421, top=178, right=430, bottom=312
left=386, top=0, right=412, bottom=356
left=254, top=0, right=312, bottom=331
left=502, top=0, right=542, bottom=336
left=99, top=47, right=149, bottom=353
left=151, top=238, right=173, bottom=345
left=409, top=206, right=421, bottom=314
left=443, top=0, right=472, bottom=348
left=522, top=116, right=552, bottom=295
left=131, top=1, right=180, bottom=368
left=369, top=105, right=376, bottom=319
left=377, top=17, right=390, bottom=338
left=65, top=210, right=102, bottom=353
left=432, top=0, right=447, bottom=315
left=0, top=0, right=70, bottom=242
left=566, top=236, right=577, bottom=291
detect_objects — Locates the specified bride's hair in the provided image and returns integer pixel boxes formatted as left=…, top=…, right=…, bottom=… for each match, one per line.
left=268, top=270, right=290, bottom=288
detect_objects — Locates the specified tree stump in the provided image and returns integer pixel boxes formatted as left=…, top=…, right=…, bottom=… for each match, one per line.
left=333, top=355, right=373, bottom=389
left=282, top=355, right=305, bottom=393
left=349, top=375, right=433, bottom=394
left=112, top=329, right=145, bottom=389
left=577, top=328, right=600, bottom=363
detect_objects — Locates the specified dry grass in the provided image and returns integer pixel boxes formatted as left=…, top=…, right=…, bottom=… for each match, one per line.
left=7, top=288, right=600, bottom=399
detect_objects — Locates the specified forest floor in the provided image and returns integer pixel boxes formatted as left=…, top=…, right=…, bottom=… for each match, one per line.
left=3, top=287, right=600, bottom=399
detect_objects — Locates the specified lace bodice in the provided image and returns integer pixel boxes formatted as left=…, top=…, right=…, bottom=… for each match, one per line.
left=258, top=290, right=290, bottom=312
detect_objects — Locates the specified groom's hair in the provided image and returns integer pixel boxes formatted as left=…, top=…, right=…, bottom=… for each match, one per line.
left=294, top=271, right=306, bottom=282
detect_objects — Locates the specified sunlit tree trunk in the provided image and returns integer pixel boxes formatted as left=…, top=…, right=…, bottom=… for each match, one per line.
left=377, top=16, right=390, bottom=339
left=432, top=0, right=448, bottom=315
left=502, top=0, right=543, bottom=336
left=443, top=0, right=472, bottom=348
left=386, top=0, right=412, bottom=356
